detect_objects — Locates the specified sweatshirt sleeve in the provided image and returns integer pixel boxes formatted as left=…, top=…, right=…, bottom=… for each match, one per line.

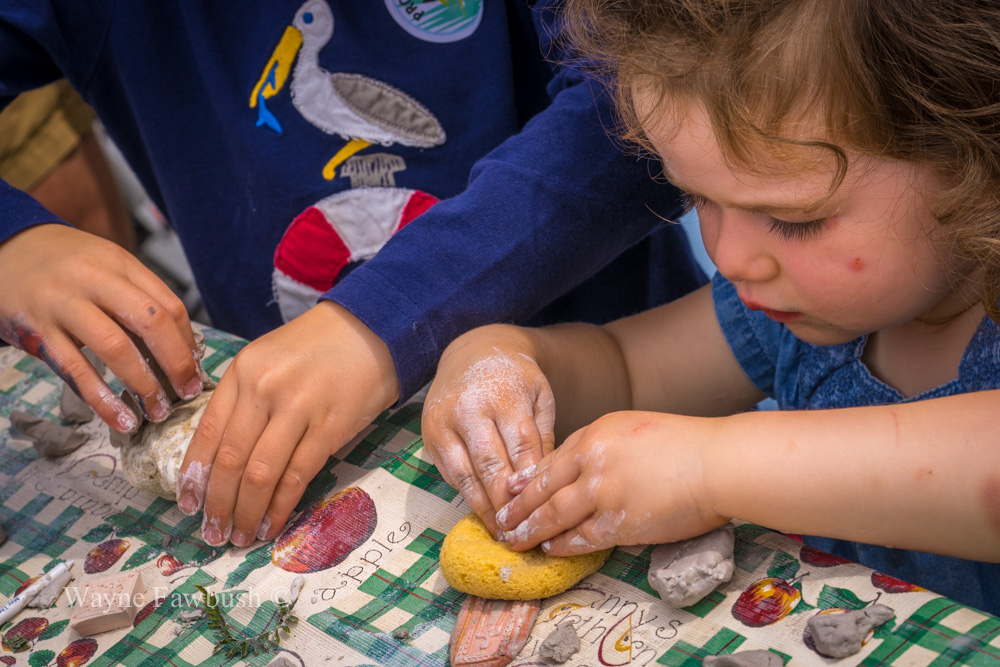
left=324, top=6, right=688, bottom=401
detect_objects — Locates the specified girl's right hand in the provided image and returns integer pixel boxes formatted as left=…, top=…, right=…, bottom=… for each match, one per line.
left=0, top=224, right=203, bottom=432
left=422, top=326, right=556, bottom=538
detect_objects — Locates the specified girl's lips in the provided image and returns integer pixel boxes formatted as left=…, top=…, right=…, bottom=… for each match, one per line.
left=740, top=296, right=803, bottom=323
left=762, top=309, right=802, bottom=324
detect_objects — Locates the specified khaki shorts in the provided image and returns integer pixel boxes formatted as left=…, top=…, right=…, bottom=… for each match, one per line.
left=0, top=80, right=96, bottom=191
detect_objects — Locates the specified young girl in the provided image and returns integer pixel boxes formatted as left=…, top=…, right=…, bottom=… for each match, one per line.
left=421, top=0, right=1000, bottom=615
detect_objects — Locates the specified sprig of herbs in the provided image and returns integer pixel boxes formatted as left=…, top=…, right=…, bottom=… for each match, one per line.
left=195, top=584, right=300, bottom=659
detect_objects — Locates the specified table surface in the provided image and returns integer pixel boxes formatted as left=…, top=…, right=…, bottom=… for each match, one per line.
left=0, top=327, right=997, bottom=667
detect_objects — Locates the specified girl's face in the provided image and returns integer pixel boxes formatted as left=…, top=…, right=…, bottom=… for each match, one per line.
left=645, top=101, right=977, bottom=346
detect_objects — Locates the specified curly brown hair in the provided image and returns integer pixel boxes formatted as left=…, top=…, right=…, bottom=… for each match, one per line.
left=562, top=0, right=1000, bottom=319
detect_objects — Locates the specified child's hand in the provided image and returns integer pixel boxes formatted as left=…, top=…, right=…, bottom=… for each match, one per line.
left=177, top=301, right=399, bottom=547
left=495, top=410, right=730, bottom=555
left=422, top=327, right=556, bottom=539
left=0, top=224, right=202, bottom=432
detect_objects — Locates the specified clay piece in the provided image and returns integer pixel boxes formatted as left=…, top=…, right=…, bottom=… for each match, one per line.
left=450, top=595, right=540, bottom=667
left=27, top=563, right=75, bottom=609
left=110, top=329, right=215, bottom=499
left=69, top=571, right=146, bottom=636
left=59, top=348, right=104, bottom=424
left=10, top=410, right=91, bottom=458
left=265, top=656, right=298, bottom=667
left=393, top=627, right=410, bottom=640
left=807, top=604, right=895, bottom=658
left=648, top=523, right=735, bottom=608
left=539, top=622, right=580, bottom=664
left=703, top=650, right=782, bottom=667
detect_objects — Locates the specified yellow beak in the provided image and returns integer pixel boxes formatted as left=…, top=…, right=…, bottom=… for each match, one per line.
left=249, top=26, right=303, bottom=107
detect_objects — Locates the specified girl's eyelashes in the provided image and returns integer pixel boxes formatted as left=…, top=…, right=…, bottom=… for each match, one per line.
left=680, top=192, right=708, bottom=214
left=765, top=216, right=827, bottom=241
left=680, top=191, right=827, bottom=241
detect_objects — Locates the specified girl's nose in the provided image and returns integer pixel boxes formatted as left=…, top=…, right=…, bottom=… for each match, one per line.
left=701, top=208, right=779, bottom=283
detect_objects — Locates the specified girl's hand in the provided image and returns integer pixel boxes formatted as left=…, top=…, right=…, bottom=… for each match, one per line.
left=177, top=301, right=399, bottom=547
left=0, top=224, right=202, bottom=432
left=422, top=327, right=556, bottom=539
left=495, top=411, right=730, bottom=555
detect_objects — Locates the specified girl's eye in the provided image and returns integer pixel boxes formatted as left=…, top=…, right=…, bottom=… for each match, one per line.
left=765, top=216, right=827, bottom=241
left=680, top=192, right=709, bottom=214
left=681, top=190, right=827, bottom=241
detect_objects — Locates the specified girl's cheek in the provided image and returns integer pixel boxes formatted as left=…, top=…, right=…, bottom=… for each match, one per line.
left=848, top=256, right=866, bottom=272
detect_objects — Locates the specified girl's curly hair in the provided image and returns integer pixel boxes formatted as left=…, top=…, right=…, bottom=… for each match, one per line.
left=562, top=0, right=1000, bottom=319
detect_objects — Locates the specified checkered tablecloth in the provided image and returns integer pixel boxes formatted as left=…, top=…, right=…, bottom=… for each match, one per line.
left=0, top=328, right=997, bottom=666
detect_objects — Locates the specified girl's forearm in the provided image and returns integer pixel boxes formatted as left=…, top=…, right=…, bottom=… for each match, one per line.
left=704, top=390, right=1000, bottom=562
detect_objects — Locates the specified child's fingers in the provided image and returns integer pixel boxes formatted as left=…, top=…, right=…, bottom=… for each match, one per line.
left=91, top=275, right=202, bottom=402
left=501, top=485, right=592, bottom=551
left=12, top=322, right=140, bottom=433
left=431, top=428, right=504, bottom=537
left=255, top=426, right=344, bottom=542
left=227, top=415, right=306, bottom=547
left=178, top=380, right=239, bottom=516
left=197, top=395, right=270, bottom=546
left=536, top=513, right=618, bottom=557
left=495, top=448, right=578, bottom=533
left=495, top=413, right=548, bottom=475
left=62, top=303, right=176, bottom=426
left=461, top=420, right=517, bottom=512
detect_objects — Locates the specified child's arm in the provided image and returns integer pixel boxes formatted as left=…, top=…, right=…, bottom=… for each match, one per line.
left=422, top=284, right=764, bottom=535
left=498, top=380, right=1000, bottom=564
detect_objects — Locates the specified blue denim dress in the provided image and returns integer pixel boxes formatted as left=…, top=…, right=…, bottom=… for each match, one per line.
left=713, top=273, right=1000, bottom=615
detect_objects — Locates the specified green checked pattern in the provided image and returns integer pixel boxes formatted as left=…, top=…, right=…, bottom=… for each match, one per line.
left=307, top=528, right=458, bottom=667
left=861, top=597, right=1000, bottom=666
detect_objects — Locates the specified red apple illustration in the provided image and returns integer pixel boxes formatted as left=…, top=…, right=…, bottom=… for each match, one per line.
left=1, top=617, right=49, bottom=651
left=871, top=571, right=925, bottom=593
left=732, top=577, right=803, bottom=627
left=133, top=597, right=163, bottom=627
left=14, top=575, right=40, bottom=596
left=800, top=545, right=850, bottom=567
left=84, top=538, right=130, bottom=574
left=57, top=637, right=98, bottom=667
left=157, top=553, right=184, bottom=576
left=272, top=486, right=377, bottom=573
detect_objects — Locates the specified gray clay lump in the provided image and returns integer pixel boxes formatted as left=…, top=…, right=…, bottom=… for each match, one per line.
left=807, top=604, right=895, bottom=658
left=539, top=622, right=580, bottom=664
left=648, top=523, right=735, bottom=608
left=10, top=410, right=91, bottom=457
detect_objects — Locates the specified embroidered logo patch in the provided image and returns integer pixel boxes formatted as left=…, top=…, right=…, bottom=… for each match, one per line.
left=384, top=0, right=484, bottom=43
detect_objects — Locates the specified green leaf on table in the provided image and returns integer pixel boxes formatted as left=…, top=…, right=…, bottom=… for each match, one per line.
left=28, top=649, right=55, bottom=667
left=81, top=524, right=114, bottom=543
left=122, top=544, right=161, bottom=571
left=766, top=551, right=800, bottom=581
left=816, top=584, right=869, bottom=611
left=37, top=619, right=68, bottom=641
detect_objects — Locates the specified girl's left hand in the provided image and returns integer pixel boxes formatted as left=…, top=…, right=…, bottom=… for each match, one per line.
left=495, top=410, right=730, bottom=555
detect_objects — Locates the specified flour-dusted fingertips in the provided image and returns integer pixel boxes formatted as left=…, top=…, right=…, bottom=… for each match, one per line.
left=507, top=463, right=537, bottom=494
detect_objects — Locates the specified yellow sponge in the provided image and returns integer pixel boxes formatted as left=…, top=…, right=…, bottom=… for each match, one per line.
left=439, top=512, right=612, bottom=600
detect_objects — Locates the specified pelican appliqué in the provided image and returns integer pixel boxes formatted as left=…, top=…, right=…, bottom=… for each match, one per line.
left=250, top=0, right=446, bottom=179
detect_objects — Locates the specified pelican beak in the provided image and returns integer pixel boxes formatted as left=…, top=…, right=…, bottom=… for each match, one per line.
left=249, top=26, right=303, bottom=107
